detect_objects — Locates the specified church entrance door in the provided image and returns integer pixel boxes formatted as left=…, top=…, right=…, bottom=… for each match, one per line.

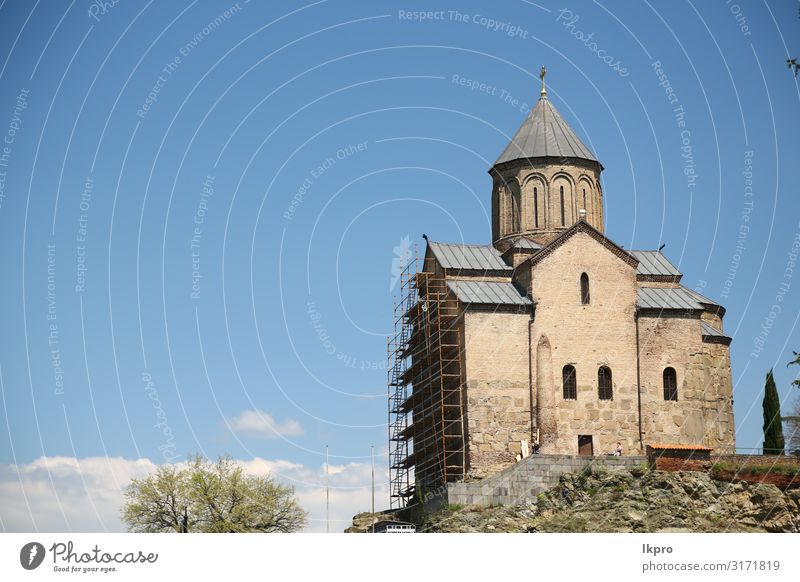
left=578, top=435, right=593, bottom=456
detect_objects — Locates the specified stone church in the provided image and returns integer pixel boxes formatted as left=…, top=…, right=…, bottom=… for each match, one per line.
left=388, top=70, right=735, bottom=504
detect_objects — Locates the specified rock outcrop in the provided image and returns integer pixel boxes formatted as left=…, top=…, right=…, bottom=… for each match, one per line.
left=424, top=467, right=800, bottom=533
left=344, top=510, right=402, bottom=533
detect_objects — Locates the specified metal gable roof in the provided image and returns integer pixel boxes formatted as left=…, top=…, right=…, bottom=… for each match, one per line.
left=511, top=238, right=543, bottom=250
left=427, top=241, right=511, bottom=271
left=681, top=286, right=721, bottom=307
left=701, top=322, right=726, bottom=337
left=494, top=97, right=598, bottom=166
left=447, top=280, right=532, bottom=306
left=637, top=287, right=703, bottom=310
left=628, top=250, right=682, bottom=277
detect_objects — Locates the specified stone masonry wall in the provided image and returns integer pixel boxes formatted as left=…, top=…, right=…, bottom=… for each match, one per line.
left=492, top=159, right=603, bottom=249
left=638, top=314, right=735, bottom=452
left=447, top=454, right=646, bottom=506
left=435, top=231, right=734, bottom=485
left=527, top=231, right=642, bottom=457
left=462, top=310, right=532, bottom=478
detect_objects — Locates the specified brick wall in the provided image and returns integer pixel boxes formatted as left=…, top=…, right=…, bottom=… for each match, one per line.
left=646, top=445, right=712, bottom=472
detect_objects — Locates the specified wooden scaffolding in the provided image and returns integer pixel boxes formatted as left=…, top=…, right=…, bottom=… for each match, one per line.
left=388, top=252, right=466, bottom=508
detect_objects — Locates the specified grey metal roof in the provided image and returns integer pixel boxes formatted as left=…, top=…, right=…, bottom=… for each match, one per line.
left=628, top=250, right=682, bottom=277
left=495, top=97, right=598, bottom=166
left=447, top=280, right=532, bottom=306
left=701, top=322, right=726, bottom=337
left=637, top=287, right=703, bottom=310
left=428, top=241, right=511, bottom=271
left=638, top=286, right=724, bottom=312
left=511, top=238, right=543, bottom=250
left=681, top=286, right=721, bottom=307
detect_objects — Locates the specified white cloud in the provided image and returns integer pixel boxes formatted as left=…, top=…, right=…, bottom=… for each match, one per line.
left=0, top=456, right=156, bottom=532
left=0, top=455, right=388, bottom=533
left=227, top=409, right=304, bottom=439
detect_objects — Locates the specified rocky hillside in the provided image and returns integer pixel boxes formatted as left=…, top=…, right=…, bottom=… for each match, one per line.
left=345, top=510, right=403, bottom=533
left=424, top=466, right=800, bottom=533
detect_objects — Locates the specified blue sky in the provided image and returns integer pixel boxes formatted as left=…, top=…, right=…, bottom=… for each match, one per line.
left=0, top=0, right=799, bottom=532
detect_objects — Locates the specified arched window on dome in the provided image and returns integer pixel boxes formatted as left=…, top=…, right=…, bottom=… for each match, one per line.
left=533, top=187, right=539, bottom=228
left=598, top=366, right=613, bottom=400
left=560, top=185, right=565, bottom=226
left=580, top=273, right=590, bottom=305
left=583, top=188, right=587, bottom=213
left=511, top=181, right=521, bottom=232
left=562, top=365, right=577, bottom=400
left=663, top=367, right=678, bottom=401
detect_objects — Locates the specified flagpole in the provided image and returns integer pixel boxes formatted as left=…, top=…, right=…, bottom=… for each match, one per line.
left=325, top=445, right=330, bottom=534
left=371, top=445, right=375, bottom=533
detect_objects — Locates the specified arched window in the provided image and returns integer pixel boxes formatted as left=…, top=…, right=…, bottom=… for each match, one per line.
left=562, top=365, right=577, bottom=400
left=533, top=187, right=539, bottom=228
left=583, top=188, right=587, bottom=212
left=663, top=367, right=678, bottom=401
left=580, top=273, right=590, bottom=305
left=560, top=185, right=566, bottom=226
left=511, top=182, right=521, bottom=231
left=598, top=366, right=612, bottom=400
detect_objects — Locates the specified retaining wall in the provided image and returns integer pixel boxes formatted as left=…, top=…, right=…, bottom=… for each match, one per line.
left=446, top=454, right=647, bottom=507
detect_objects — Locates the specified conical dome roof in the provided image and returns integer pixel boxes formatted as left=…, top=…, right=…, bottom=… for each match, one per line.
left=494, top=94, right=599, bottom=167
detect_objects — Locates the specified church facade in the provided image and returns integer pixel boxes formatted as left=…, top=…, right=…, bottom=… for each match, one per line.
left=389, top=72, right=735, bottom=503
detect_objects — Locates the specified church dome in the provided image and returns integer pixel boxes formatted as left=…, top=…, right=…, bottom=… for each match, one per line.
left=494, top=68, right=601, bottom=169
left=490, top=67, right=605, bottom=249
left=494, top=97, right=600, bottom=167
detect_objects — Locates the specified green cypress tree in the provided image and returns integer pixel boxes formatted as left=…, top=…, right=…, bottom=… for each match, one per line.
left=762, top=369, right=785, bottom=455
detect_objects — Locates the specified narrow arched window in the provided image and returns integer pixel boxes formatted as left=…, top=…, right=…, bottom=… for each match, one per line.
left=598, top=366, right=612, bottom=400
left=511, top=182, right=521, bottom=232
left=663, top=367, right=678, bottom=401
left=580, top=273, right=590, bottom=305
left=563, top=365, right=577, bottom=400
left=583, top=188, right=587, bottom=212
left=560, top=185, right=565, bottom=226
left=533, top=187, right=539, bottom=228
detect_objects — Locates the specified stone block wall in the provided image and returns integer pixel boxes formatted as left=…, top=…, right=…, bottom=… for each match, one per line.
left=527, top=231, right=642, bottom=457
left=462, top=310, right=533, bottom=478
left=638, top=314, right=735, bottom=452
left=446, top=454, right=646, bottom=507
